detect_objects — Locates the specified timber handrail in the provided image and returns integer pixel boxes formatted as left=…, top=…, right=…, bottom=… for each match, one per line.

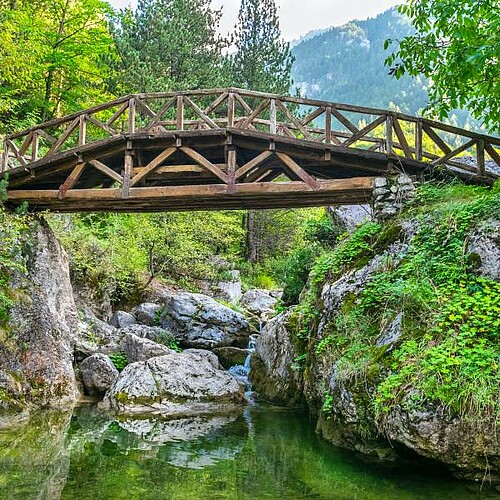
left=2, top=88, right=499, bottom=181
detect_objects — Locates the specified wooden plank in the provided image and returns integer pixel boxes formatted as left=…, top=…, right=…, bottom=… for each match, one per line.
left=234, top=93, right=253, bottom=114
left=5, top=139, right=27, bottom=166
left=342, top=115, right=386, bottom=147
left=204, top=91, right=228, bottom=114
left=148, top=97, right=176, bottom=126
left=269, top=99, right=277, bottom=135
left=19, top=132, right=33, bottom=156
left=130, top=147, right=176, bottom=186
left=392, top=117, right=412, bottom=159
left=276, top=100, right=314, bottom=141
left=180, top=146, right=229, bottom=183
left=227, top=148, right=236, bottom=194
left=330, top=107, right=359, bottom=134
left=183, top=96, right=218, bottom=129
left=88, top=159, right=123, bottom=184
left=36, top=129, right=57, bottom=145
left=79, top=115, right=87, bottom=146
left=128, top=98, right=136, bottom=134
left=430, top=139, right=476, bottom=167
left=47, top=116, right=80, bottom=156
left=122, top=151, right=133, bottom=198
left=385, top=115, right=393, bottom=154
left=86, top=114, right=119, bottom=136
left=423, top=123, right=452, bottom=155
left=325, top=106, right=332, bottom=144
left=301, top=107, right=324, bottom=126
left=32, top=132, right=39, bottom=162
left=106, top=101, right=130, bottom=126
left=239, top=99, right=270, bottom=129
left=134, top=97, right=156, bottom=118
left=235, top=151, right=272, bottom=180
left=276, top=152, right=319, bottom=190
left=485, top=143, right=500, bottom=168
left=415, top=119, right=423, bottom=161
left=58, top=162, right=86, bottom=199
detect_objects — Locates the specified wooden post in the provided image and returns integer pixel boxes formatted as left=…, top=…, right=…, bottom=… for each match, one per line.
left=1, top=141, right=8, bottom=173
left=227, top=147, right=236, bottom=194
left=385, top=114, right=393, bottom=155
left=122, top=144, right=133, bottom=198
left=128, top=98, right=136, bottom=134
left=79, top=115, right=87, bottom=146
left=325, top=106, right=332, bottom=144
left=227, top=92, right=235, bottom=128
left=269, top=99, right=277, bottom=135
left=415, top=119, right=423, bottom=161
left=176, top=95, right=184, bottom=130
left=477, top=139, right=485, bottom=176
left=32, top=131, right=39, bottom=162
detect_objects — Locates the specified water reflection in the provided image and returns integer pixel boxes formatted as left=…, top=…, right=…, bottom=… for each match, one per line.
left=0, top=405, right=497, bottom=499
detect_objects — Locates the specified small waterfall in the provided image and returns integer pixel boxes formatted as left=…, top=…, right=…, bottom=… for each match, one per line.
left=228, top=333, right=259, bottom=400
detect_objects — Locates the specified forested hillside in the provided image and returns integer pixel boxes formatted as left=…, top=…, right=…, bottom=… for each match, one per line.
left=291, top=8, right=475, bottom=128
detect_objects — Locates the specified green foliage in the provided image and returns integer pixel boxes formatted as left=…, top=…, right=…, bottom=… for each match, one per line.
left=155, top=329, right=181, bottom=352
left=0, top=0, right=116, bottom=130
left=386, top=0, right=500, bottom=131
left=112, top=0, right=228, bottom=93
left=231, top=0, right=294, bottom=94
left=109, top=352, right=128, bottom=372
left=305, top=180, right=500, bottom=424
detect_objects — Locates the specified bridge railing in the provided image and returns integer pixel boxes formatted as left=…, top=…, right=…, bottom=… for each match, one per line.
left=2, top=88, right=499, bottom=180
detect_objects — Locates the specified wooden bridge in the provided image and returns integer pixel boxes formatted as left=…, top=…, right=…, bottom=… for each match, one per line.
left=1, top=88, right=498, bottom=212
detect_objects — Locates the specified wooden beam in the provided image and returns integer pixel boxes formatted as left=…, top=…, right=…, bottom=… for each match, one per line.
left=88, top=159, right=123, bottom=184
left=122, top=150, right=133, bottom=197
left=58, top=162, right=86, bottom=199
left=276, top=152, right=319, bottom=190
left=235, top=151, right=272, bottom=180
left=130, top=147, right=177, bottom=186
left=180, top=146, right=229, bottom=183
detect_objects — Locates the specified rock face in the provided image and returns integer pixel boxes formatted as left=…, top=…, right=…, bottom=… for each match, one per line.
left=102, top=352, right=246, bottom=417
left=250, top=311, right=303, bottom=405
left=241, top=289, right=277, bottom=316
left=122, top=333, right=174, bottom=363
left=132, top=302, right=162, bottom=326
left=110, top=310, right=136, bottom=329
left=79, top=354, right=118, bottom=395
left=468, top=218, right=500, bottom=281
left=160, top=292, right=250, bottom=349
left=213, top=347, right=249, bottom=369
left=0, top=220, right=78, bottom=410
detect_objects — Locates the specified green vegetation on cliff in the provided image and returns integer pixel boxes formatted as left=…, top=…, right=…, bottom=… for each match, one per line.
left=286, top=180, right=500, bottom=424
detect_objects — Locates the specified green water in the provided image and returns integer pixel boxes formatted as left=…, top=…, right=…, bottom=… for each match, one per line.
left=0, top=404, right=497, bottom=499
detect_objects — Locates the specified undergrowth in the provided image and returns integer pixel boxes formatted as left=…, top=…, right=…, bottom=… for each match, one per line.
left=291, top=179, right=500, bottom=425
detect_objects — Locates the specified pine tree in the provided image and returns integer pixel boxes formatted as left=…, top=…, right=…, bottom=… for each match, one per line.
left=231, top=0, right=294, bottom=94
left=112, top=0, right=228, bottom=93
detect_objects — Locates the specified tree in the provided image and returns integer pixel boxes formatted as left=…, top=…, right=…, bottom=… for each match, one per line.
left=112, top=0, right=228, bottom=93
left=0, top=0, right=115, bottom=130
left=231, top=0, right=294, bottom=94
left=385, top=0, right=500, bottom=132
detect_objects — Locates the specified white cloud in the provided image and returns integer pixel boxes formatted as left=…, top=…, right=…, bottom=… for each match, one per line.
left=108, top=0, right=401, bottom=41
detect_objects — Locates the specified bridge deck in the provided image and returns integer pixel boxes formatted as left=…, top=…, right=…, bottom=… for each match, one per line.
left=1, top=89, right=498, bottom=212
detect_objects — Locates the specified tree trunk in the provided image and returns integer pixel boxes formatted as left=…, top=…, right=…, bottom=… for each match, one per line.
left=245, top=210, right=258, bottom=263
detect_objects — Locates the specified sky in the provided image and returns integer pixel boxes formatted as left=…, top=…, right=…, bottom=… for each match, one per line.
left=108, top=0, right=402, bottom=41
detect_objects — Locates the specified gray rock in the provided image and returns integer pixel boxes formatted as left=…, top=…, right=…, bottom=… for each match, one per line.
left=213, top=346, right=249, bottom=369
left=241, top=289, right=277, bottom=315
left=468, top=218, right=500, bottom=281
left=250, top=311, right=303, bottom=405
left=160, top=291, right=250, bottom=349
left=101, top=352, right=246, bottom=417
left=132, top=302, right=162, bottom=326
left=110, top=310, right=136, bottom=329
left=183, top=349, right=223, bottom=370
left=79, top=353, right=119, bottom=395
left=123, top=333, right=174, bottom=363
left=0, top=219, right=78, bottom=410
left=376, top=312, right=403, bottom=351
left=216, top=270, right=242, bottom=304
left=374, top=177, right=388, bottom=188
left=119, top=324, right=170, bottom=341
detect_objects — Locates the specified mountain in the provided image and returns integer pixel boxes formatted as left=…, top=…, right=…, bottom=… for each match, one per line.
left=291, top=8, right=428, bottom=115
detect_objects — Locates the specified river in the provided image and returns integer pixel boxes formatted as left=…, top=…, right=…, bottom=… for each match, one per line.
left=0, top=402, right=497, bottom=499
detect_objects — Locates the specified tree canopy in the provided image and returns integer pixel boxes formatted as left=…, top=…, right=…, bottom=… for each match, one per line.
left=386, top=0, right=500, bottom=132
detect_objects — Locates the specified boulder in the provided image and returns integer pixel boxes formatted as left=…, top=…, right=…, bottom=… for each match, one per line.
left=101, top=352, right=246, bottom=417
left=241, top=289, right=277, bottom=315
left=468, top=218, right=500, bottom=281
left=79, top=353, right=119, bottom=395
left=123, top=333, right=174, bottom=363
left=110, top=310, right=136, bottom=329
left=250, top=311, right=303, bottom=405
left=182, top=349, right=222, bottom=370
left=376, top=312, right=403, bottom=351
left=216, top=270, right=242, bottom=304
left=160, top=292, right=250, bottom=349
left=132, top=302, right=162, bottom=326
left=0, top=219, right=78, bottom=410
left=213, top=347, right=249, bottom=369
left=119, top=324, right=171, bottom=342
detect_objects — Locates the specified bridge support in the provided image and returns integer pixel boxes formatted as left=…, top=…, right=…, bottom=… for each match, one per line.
left=372, top=174, right=418, bottom=221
